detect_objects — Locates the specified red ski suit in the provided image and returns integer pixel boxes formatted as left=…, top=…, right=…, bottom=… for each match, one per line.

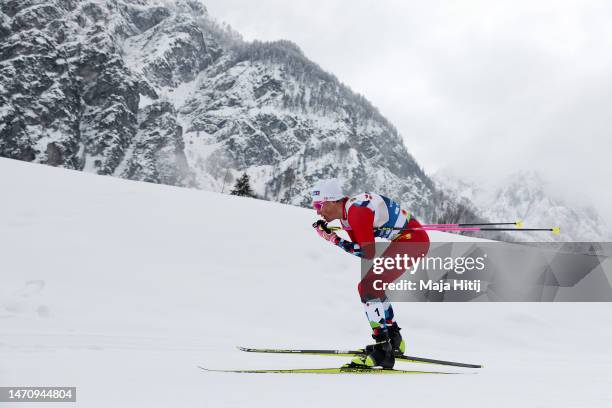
left=342, top=203, right=430, bottom=302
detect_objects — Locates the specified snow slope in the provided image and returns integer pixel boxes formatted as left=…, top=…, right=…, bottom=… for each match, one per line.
left=1, top=157, right=612, bottom=407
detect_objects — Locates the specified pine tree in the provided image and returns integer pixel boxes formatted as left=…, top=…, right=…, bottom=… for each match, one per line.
left=230, top=173, right=256, bottom=198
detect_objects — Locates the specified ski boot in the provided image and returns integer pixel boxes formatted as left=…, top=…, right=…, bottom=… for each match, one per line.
left=387, top=322, right=405, bottom=355
left=345, top=329, right=395, bottom=369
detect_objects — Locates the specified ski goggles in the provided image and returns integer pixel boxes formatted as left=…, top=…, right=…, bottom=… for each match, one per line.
left=312, top=201, right=324, bottom=211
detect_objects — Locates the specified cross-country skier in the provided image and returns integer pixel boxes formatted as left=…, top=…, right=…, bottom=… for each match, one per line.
left=311, top=179, right=430, bottom=369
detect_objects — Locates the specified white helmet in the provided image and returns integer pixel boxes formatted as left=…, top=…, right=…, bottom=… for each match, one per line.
left=310, top=179, right=344, bottom=202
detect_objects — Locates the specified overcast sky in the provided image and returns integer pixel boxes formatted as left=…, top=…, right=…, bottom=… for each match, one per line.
left=202, top=0, right=612, bottom=224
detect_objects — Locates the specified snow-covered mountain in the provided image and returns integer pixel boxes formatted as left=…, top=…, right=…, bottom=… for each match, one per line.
left=434, top=170, right=611, bottom=242
left=0, top=0, right=479, bottom=223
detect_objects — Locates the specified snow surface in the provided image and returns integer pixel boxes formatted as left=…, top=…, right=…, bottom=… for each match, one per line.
left=1, top=157, right=612, bottom=407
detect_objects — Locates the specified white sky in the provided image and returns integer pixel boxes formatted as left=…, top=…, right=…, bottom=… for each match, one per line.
left=202, top=0, right=612, bottom=225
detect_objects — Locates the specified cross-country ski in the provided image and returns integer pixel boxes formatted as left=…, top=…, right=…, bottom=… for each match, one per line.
left=238, top=346, right=483, bottom=368
left=198, top=365, right=459, bottom=375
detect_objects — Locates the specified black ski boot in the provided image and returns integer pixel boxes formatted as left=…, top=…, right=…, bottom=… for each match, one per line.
left=347, top=329, right=395, bottom=369
left=387, top=322, right=405, bottom=355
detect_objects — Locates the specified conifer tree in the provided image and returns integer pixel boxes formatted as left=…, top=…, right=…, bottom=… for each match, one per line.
left=230, top=173, right=256, bottom=198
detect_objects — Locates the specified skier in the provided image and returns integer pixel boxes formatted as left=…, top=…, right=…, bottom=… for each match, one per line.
left=311, top=179, right=430, bottom=369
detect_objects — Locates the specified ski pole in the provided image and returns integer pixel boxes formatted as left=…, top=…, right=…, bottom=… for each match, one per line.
left=328, top=226, right=560, bottom=235
left=413, top=226, right=560, bottom=235
left=421, top=220, right=524, bottom=228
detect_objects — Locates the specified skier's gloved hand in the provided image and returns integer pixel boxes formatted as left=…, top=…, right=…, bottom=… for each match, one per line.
left=313, top=220, right=363, bottom=257
left=313, top=219, right=332, bottom=233
left=312, top=220, right=340, bottom=244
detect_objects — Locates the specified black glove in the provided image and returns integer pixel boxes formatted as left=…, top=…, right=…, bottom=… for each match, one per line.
left=313, top=219, right=332, bottom=234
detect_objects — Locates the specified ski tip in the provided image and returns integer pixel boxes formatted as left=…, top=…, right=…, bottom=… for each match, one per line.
left=515, top=220, right=524, bottom=228
left=552, top=227, right=560, bottom=235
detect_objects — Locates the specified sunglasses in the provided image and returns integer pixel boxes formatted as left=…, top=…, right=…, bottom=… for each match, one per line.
left=313, top=201, right=324, bottom=211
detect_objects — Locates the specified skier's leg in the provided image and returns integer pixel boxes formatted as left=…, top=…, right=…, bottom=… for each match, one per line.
left=381, top=299, right=395, bottom=326
left=359, top=298, right=396, bottom=331
left=346, top=296, right=395, bottom=368
left=353, top=281, right=395, bottom=367
left=357, top=217, right=430, bottom=357
left=381, top=300, right=405, bottom=353
left=351, top=257, right=404, bottom=367
left=387, top=218, right=430, bottom=353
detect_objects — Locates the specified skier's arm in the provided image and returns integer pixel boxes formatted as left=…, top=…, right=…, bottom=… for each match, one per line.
left=346, top=206, right=376, bottom=259
left=312, top=220, right=364, bottom=257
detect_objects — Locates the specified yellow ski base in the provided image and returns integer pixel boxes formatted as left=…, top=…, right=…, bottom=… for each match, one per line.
left=198, top=365, right=456, bottom=374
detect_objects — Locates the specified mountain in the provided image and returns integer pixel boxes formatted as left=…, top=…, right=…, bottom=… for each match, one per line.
left=434, top=170, right=611, bottom=242
left=0, top=0, right=479, bottom=223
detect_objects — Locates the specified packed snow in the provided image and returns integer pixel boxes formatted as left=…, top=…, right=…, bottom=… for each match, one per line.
left=1, top=158, right=612, bottom=407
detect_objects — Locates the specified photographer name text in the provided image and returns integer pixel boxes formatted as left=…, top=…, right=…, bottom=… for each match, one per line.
left=373, top=279, right=482, bottom=293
